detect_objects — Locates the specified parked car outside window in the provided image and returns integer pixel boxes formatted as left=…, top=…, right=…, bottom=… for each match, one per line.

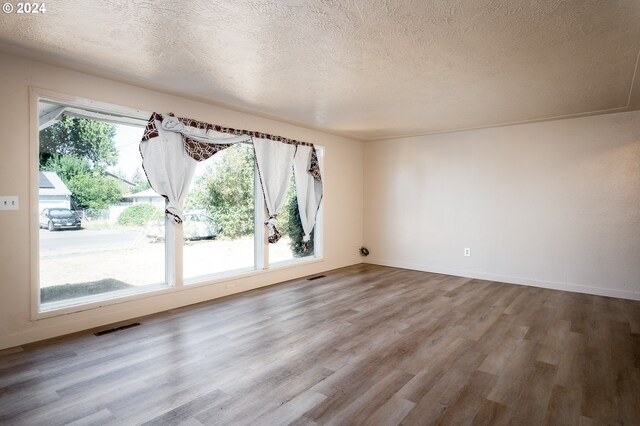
left=146, top=213, right=222, bottom=242
left=39, top=208, right=82, bottom=231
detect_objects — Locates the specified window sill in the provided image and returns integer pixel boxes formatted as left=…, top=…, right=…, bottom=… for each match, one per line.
left=184, top=255, right=324, bottom=289
left=35, top=282, right=171, bottom=320
left=34, top=256, right=324, bottom=320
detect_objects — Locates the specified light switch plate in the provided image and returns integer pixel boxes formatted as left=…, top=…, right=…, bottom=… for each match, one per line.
left=0, top=196, right=19, bottom=211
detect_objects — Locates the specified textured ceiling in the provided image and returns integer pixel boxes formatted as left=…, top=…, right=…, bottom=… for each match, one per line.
left=1, top=0, right=639, bottom=140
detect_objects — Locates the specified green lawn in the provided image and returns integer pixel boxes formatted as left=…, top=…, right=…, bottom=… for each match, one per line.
left=40, top=279, right=133, bottom=303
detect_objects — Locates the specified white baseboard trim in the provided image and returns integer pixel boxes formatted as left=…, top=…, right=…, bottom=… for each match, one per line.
left=367, top=258, right=640, bottom=301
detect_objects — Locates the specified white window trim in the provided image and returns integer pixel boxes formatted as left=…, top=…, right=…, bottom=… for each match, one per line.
left=29, top=88, right=324, bottom=320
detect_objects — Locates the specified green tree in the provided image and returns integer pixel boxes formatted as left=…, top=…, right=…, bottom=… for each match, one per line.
left=42, top=154, right=92, bottom=181
left=42, top=155, right=123, bottom=211
left=185, top=145, right=255, bottom=239
left=68, top=173, right=123, bottom=211
left=39, top=115, right=118, bottom=168
left=39, top=115, right=123, bottom=213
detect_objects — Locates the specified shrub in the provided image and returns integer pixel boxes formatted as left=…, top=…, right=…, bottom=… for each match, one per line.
left=117, top=204, right=163, bottom=227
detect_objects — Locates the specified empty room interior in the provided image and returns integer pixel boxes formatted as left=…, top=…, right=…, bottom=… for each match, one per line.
left=0, top=1, right=639, bottom=424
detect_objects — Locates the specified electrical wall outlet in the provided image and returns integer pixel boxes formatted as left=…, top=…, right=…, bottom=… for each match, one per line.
left=0, top=196, right=19, bottom=211
left=464, top=248, right=471, bottom=257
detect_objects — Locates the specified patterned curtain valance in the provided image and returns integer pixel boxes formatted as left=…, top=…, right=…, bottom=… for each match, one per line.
left=143, top=112, right=322, bottom=181
left=140, top=112, right=323, bottom=245
left=143, top=112, right=315, bottom=147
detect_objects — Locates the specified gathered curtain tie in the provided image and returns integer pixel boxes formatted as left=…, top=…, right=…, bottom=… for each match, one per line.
left=264, top=215, right=282, bottom=244
left=161, top=115, right=185, bottom=132
left=300, top=233, right=312, bottom=252
left=165, top=201, right=184, bottom=224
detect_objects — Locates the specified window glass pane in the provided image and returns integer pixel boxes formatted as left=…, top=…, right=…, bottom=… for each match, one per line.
left=38, top=101, right=166, bottom=310
left=183, top=143, right=255, bottom=281
left=269, top=173, right=316, bottom=264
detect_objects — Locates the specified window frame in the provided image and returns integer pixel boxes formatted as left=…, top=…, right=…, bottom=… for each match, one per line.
left=29, top=88, right=324, bottom=320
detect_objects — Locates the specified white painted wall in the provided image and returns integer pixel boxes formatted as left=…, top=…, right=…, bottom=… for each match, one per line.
left=0, top=52, right=364, bottom=349
left=364, top=111, right=640, bottom=300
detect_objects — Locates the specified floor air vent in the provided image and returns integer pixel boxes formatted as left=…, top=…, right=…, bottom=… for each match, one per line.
left=94, top=322, right=141, bottom=336
left=307, top=275, right=326, bottom=281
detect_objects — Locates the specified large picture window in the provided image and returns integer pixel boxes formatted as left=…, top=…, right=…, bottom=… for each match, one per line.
left=37, top=100, right=167, bottom=311
left=34, top=96, right=323, bottom=314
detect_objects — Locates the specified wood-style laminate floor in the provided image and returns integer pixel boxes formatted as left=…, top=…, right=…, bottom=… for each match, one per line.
left=1, top=264, right=639, bottom=425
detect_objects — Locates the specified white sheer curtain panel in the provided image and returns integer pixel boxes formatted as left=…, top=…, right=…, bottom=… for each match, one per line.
left=140, top=115, right=251, bottom=223
left=293, top=146, right=323, bottom=248
left=253, top=138, right=297, bottom=243
left=139, top=118, right=198, bottom=223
